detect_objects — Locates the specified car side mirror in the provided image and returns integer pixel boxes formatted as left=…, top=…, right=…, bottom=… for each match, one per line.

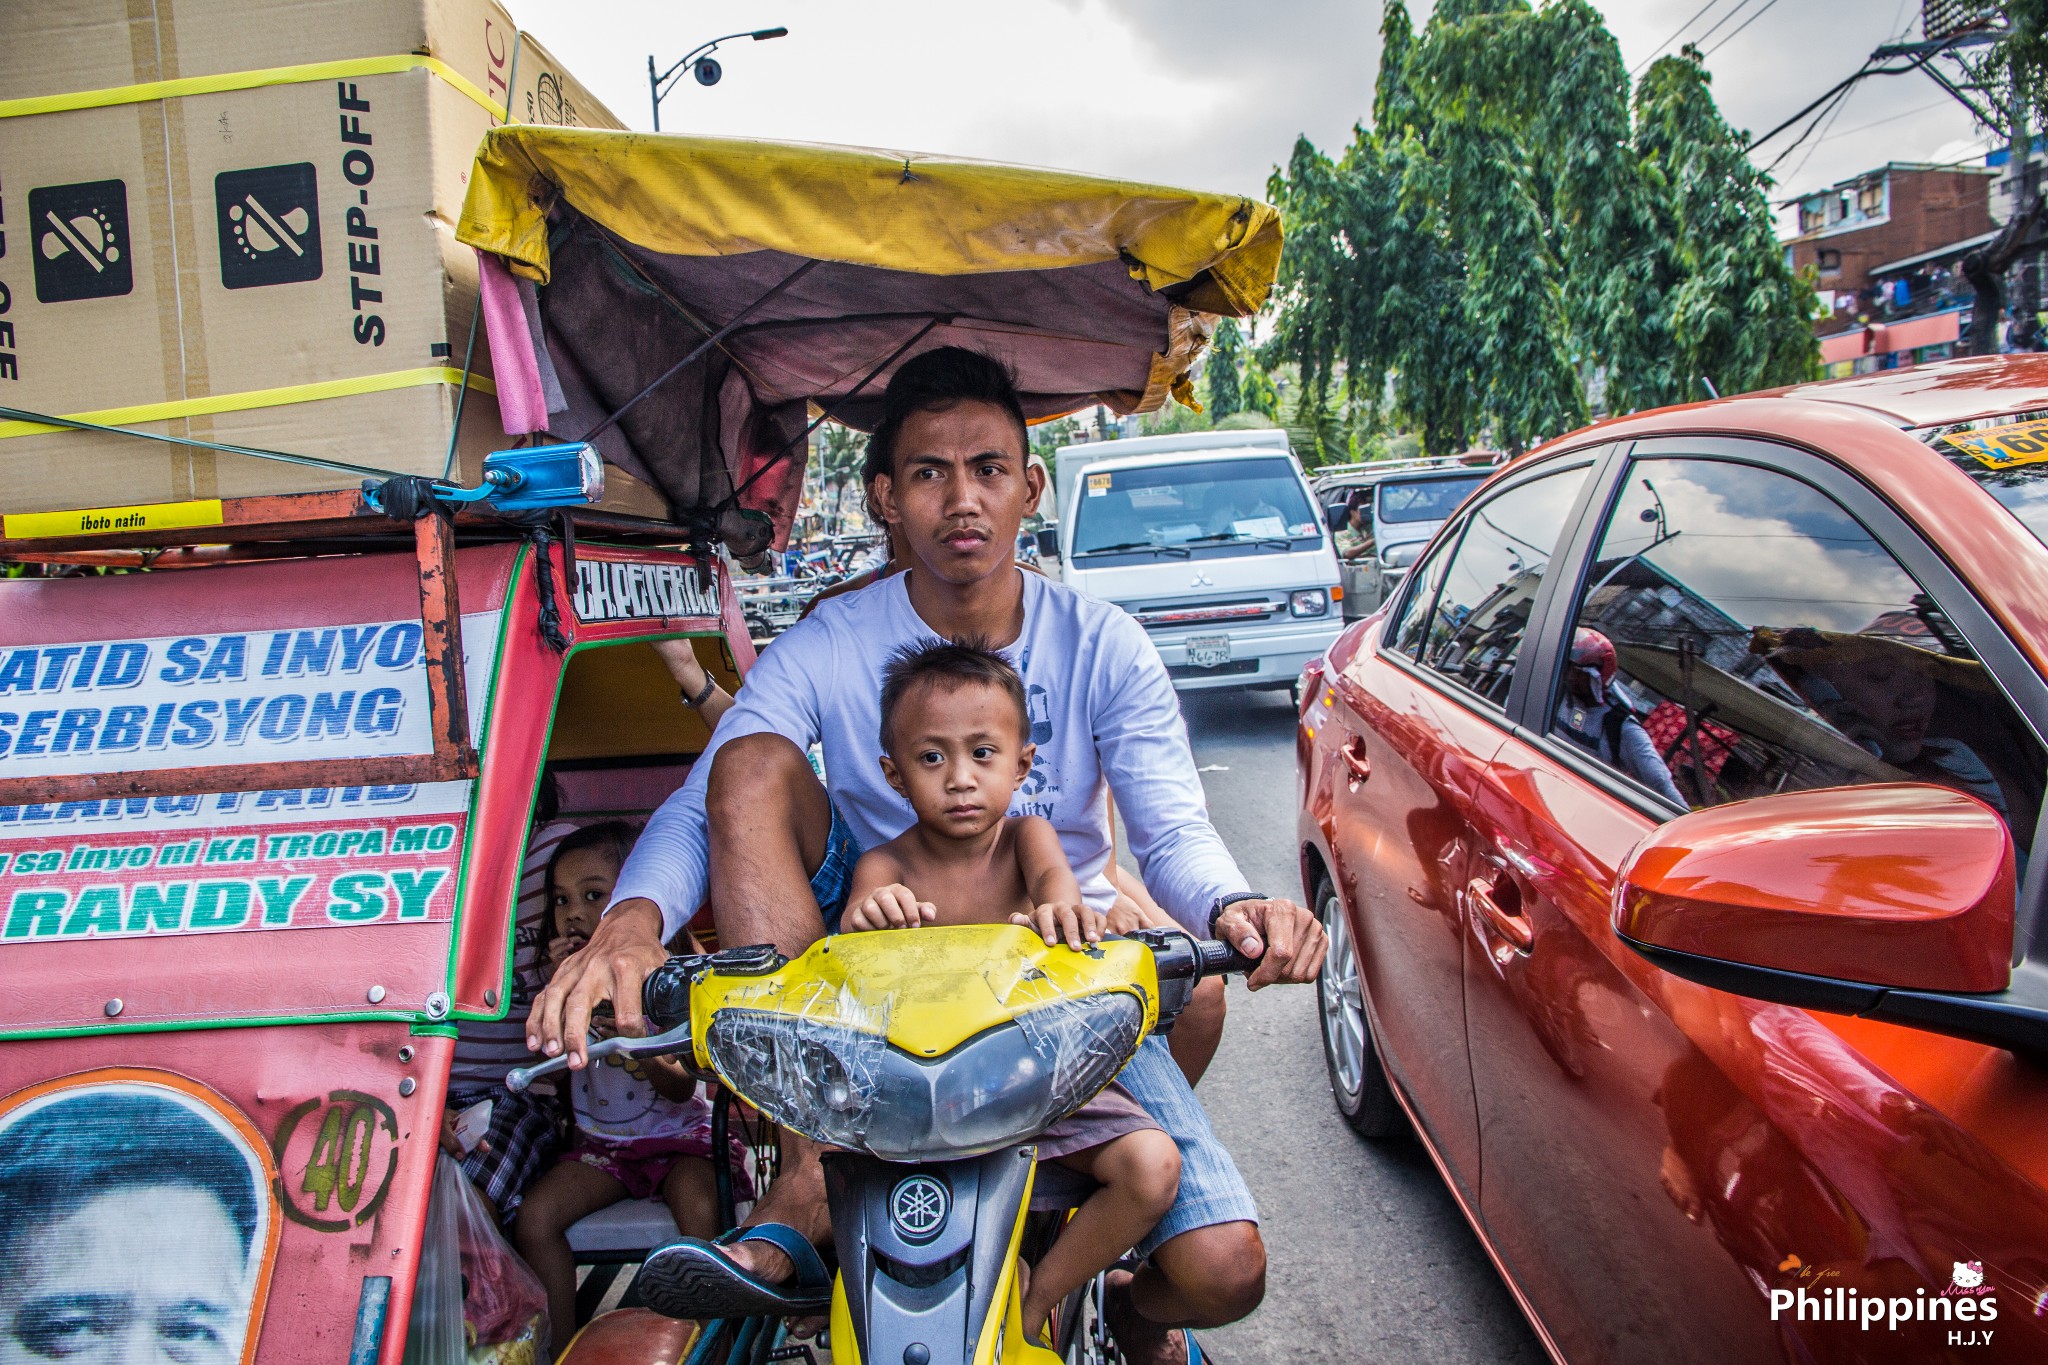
left=1616, top=783, right=2048, bottom=1057
left=1035, top=525, right=1060, bottom=560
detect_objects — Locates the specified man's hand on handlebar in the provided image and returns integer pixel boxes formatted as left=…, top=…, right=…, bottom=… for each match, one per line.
left=1211, top=896, right=1327, bottom=990
left=525, top=897, right=670, bottom=1066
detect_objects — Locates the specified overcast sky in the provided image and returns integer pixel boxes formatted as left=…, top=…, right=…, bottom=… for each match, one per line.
left=512, top=1, right=1993, bottom=233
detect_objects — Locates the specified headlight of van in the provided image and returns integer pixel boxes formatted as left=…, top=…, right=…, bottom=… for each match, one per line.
left=1381, top=543, right=1421, bottom=569
left=704, top=993, right=1145, bottom=1161
left=1289, top=589, right=1329, bottom=618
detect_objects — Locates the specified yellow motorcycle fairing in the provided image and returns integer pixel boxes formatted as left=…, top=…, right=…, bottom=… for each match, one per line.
left=685, top=923, right=1161, bottom=1069
left=826, top=1155, right=1063, bottom=1365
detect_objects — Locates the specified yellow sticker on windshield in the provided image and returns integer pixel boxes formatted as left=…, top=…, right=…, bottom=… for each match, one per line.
left=1087, top=472, right=1111, bottom=496
left=1941, top=417, right=2048, bottom=469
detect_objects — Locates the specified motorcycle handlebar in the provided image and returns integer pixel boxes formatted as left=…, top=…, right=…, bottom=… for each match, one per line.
left=1196, top=937, right=1260, bottom=978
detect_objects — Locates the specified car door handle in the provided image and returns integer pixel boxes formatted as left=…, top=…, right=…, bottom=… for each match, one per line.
left=1340, top=735, right=1372, bottom=784
left=1468, top=875, right=1533, bottom=952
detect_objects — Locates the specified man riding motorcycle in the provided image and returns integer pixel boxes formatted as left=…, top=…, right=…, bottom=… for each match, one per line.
left=526, top=347, right=1327, bottom=1364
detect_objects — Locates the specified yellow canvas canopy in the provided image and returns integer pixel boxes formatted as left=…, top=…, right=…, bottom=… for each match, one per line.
left=453, top=128, right=1283, bottom=551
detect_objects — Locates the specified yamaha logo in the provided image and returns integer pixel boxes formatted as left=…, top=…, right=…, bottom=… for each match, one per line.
left=889, top=1173, right=950, bottom=1243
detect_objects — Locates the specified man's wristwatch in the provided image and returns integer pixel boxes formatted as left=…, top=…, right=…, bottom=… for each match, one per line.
left=1208, top=891, right=1266, bottom=938
left=680, top=674, right=719, bottom=708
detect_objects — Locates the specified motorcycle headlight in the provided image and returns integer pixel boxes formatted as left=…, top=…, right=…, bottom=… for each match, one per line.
left=705, top=992, right=1145, bottom=1161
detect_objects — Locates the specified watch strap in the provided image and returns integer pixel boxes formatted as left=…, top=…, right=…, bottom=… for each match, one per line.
left=682, top=674, right=718, bottom=708
left=1208, top=891, right=1265, bottom=938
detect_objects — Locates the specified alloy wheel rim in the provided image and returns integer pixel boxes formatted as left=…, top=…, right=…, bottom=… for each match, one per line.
left=1319, top=890, right=1367, bottom=1099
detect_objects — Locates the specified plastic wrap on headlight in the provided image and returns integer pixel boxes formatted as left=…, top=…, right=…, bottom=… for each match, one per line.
left=706, top=992, right=1146, bottom=1161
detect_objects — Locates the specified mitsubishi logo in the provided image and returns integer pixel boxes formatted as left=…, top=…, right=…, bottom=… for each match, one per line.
left=1191, top=571, right=1215, bottom=588
left=890, top=1173, right=950, bottom=1243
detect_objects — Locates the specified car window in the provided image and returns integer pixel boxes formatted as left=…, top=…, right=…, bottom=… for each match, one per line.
left=1385, top=524, right=1462, bottom=659
left=1071, top=457, right=1319, bottom=555
left=1376, top=474, right=1487, bottom=525
left=1556, top=456, right=2044, bottom=843
left=1415, top=466, right=1592, bottom=708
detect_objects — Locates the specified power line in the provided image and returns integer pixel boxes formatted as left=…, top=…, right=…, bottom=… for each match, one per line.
left=1781, top=74, right=1856, bottom=186
left=1704, top=0, right=1787, bottom=57
left=1693, top=0, right=1771, bottom=52
left=1812, top=97, right=1953, bottom=145
left=1629, top=0, right=1727, bottom=76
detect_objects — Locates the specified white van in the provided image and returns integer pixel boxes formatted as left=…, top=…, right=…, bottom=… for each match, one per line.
left=1042, top=430, right=1343, bottom=694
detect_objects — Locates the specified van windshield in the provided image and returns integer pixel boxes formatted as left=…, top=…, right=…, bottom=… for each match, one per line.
left=1072, top=457, right=1320, bottom=556
left=1377, top=474, right=1487, bottom=524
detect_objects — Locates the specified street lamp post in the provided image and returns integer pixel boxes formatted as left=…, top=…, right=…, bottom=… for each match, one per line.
left=649, top=28, right=789, bottom=131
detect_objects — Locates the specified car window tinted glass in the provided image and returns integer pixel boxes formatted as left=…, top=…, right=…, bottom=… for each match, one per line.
left=1072, top=457, right=1318, bottom=555
left=1377, top=474, right=1487, bottom=524
left=1415, top=465, right=1592, bottom=707
left=1560, top=457, right=2043, bottom=846
left=1920, top=410, right=2048, bottom=546
left=1386, top=526, right=1461, bottom=659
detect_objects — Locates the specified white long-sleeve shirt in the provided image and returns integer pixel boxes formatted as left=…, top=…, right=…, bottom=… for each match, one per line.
left=611, top=568, right=1249, bottom=940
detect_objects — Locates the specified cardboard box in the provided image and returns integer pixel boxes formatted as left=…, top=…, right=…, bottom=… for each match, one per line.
left=0, top=1, right=656, bottom=518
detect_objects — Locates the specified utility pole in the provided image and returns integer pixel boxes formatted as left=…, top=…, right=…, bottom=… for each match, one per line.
left=2015, top=90, right=2040, bottom=321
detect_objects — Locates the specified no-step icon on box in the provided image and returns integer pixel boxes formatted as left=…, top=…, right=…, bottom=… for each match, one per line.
left=215, top=163, right=323, bottom=290
left=29, top=180, right=135, bottom=303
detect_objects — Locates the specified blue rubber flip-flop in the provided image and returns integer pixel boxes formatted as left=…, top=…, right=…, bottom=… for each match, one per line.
left=637, top=1222, right=832, bottom=1319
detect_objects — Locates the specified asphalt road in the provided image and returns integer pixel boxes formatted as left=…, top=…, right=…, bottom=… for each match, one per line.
left=1163, top=688, right=1547, bottom=1365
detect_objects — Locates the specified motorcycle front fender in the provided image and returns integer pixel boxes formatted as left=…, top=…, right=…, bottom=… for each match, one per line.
left=822, top=1146, right=1061, bottom=1365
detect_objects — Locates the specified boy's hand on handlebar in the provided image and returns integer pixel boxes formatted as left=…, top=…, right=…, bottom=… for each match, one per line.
left=1212, top=897, right=1326, bottom=990
left=526, top=898, right=669, bottom=1067
left=844, top=885, right=936, bottom=931
left=1011, top=901, right=1105, bottom=950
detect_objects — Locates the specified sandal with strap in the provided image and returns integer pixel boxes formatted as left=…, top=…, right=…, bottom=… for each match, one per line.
left=637, top=1222, right=832, bottom=1320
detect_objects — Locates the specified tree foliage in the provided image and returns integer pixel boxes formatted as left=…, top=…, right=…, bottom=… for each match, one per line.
left=1266, top=0, right=1816, bottom=456
left=1205, top=318, right=1247, bottom=419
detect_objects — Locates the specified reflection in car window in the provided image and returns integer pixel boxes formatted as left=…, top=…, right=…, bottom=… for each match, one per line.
left=1416, top=466, right=1591, bottom=708
left=1386, top=524, right=1461, bottom=660
left=1560, top=457, right=2043, bottom=849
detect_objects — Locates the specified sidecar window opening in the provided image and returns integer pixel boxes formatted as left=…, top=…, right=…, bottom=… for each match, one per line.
left=543, top=634, right=733, bottom=803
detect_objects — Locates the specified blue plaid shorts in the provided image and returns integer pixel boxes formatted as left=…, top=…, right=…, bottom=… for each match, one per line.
left=810, top=805, right=863, bottom=931
left=1118, top=1036, right=1261, bottom=1257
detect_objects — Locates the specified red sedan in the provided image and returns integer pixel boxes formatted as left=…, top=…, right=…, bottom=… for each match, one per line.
left=1296, top=356, right=2048, bottom=1364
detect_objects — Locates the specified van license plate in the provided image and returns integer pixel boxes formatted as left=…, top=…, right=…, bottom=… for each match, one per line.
left=1187, top=636, right=1231, bottom=668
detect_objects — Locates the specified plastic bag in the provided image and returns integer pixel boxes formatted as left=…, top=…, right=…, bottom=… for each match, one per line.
left=404, top=1155, right=549, bottom=1365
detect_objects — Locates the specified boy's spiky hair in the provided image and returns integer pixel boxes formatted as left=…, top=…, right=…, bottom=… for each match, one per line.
left=878, top=636, right=1029, bottom=752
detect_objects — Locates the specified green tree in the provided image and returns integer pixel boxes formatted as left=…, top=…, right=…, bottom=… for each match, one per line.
left=809, top=422, right=868, bottom=533
left=1634, top=48, right=1818, bottom=395
left=1205, top=318, right=1247, bottom=419
left=1266, top=0, right=1813, bottom=456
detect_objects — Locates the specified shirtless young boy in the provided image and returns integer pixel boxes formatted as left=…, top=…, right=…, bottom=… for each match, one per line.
left=842, top=638, right=1181, bottom=1341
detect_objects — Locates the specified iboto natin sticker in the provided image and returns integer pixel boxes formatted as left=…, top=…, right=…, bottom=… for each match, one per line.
left=1939, top=415, right=2048, bottom=469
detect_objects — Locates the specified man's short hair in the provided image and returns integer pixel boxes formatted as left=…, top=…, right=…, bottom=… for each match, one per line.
left=878, top=636, right=1030, bottom=752
left=864, top=347, right=1030, bottom=485
left=0, top=1090, right=260, bottom=1268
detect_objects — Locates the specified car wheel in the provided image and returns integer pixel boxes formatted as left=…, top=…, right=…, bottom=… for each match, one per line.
left=1316, top=876, right=1403, bottom=1139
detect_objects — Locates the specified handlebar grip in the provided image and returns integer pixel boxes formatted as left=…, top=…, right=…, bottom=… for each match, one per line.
left=1197, top=939, right=1260, bottom=977
left=642, top=956, right=698, bottom=1034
